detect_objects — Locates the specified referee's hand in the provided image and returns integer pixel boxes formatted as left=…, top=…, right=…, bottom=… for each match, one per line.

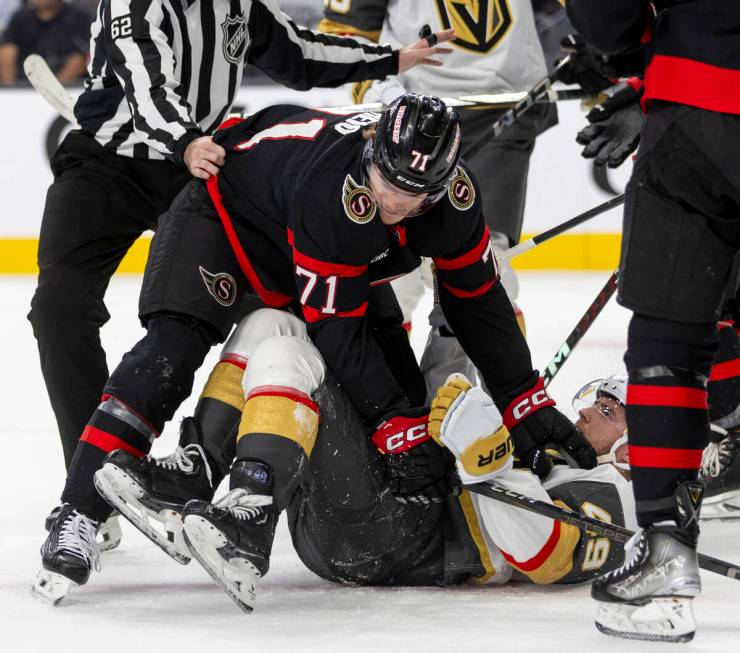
left=184, top=136, right=226, bottom=179
left=398, top=28, right=455, bottom=74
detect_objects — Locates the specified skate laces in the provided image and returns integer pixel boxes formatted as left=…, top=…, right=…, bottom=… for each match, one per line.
left=701, top=436, right=737, bottom=479
left=215, top=488, right=273, bottom=521
left=58, top=510, right=101, bottom=572
left=605, top=530, right=646, bottom=580
left=151, top=444, right=213, bottom=487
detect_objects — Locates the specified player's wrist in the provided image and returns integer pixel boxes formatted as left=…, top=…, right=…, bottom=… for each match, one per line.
left=501, top=376, right=555, bottom=429
left=173, top=129, right=204, bottom=167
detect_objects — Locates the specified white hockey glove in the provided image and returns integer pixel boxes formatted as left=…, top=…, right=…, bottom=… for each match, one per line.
left=428, top=375, right=513, bottom=485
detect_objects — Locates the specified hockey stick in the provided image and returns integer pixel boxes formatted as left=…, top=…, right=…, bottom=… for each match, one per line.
left=317, top=88, right=585, bottom=115
left=464, top=55, right=574, bottom=160
left=23, top=54, right=77, bottom=124
left=467, top=481, right=740, bottom=580
left=498, top=194, right=625, bottom=264
left=542, top=271, right=619, bottom=387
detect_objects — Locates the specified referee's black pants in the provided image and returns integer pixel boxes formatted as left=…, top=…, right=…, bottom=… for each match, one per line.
left=28, top=131, right=191, bottom=470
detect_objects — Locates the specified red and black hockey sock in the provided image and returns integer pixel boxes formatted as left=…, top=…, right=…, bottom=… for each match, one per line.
left=62, top=395, right=158, bottom=521
left=708, top=319, right=740, bottom=432
left=625, top=315, right=717, bottom=526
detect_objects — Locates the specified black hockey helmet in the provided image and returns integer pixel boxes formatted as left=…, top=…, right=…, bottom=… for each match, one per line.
left=363, top=94, right=461, bottom=197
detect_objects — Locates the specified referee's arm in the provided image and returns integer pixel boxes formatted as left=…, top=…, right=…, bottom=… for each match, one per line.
left=104, top=0, right=202, bottom=165
left=247, top=0, right=398, bottom=91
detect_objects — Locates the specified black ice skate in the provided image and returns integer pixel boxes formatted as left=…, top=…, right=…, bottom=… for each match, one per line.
left=94, top=425, right=214, bottom=565
left=700, top=428, right=740, bottom=521
left=592, top=482, right=703, bottom=643
left=33, top=504, right=101, bottom=605
left=182, top=460, right=277, bottom=614
left=46, top=505, right=122, bottom=552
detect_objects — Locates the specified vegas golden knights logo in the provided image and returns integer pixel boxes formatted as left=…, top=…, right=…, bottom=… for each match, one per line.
left=434, top=0, right=513, bottom=54
left=342, top=175, right=377, bottom=224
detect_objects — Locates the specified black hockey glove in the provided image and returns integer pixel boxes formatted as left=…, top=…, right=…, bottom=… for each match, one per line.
left=502, top=378, right=597, bottom=479
left=558, top=34, right=646, bottom=88
left=556, top=34, right=613, bottom=95
left=576, top=82, right=645, bottom=168
left=371, top=410, right=458, bottom=505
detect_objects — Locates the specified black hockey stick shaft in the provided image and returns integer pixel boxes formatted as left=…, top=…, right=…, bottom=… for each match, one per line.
left=466, top=55, right=572, bottom=160
left=499, top=194, right=625, bottom=263
left=467, top=482, right=740, bottom=580
left=532, top=194, right=625, bottom=249
left=542, top=271, right=619, bottom=387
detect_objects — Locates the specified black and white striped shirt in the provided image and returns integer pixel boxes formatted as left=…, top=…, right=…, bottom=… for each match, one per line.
left=74, top=0, right=397, bottom=162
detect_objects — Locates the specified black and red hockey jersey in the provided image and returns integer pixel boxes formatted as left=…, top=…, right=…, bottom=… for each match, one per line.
left=566, top=0, right=740, bottom=114
left=208, top=105, right=536, bottom=423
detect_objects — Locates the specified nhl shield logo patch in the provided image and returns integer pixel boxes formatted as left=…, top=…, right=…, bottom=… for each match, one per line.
left=448, top=166, right=475, bottom=211
left=342, top=175, right=377, bottom=224
left=199, top=266, right=237, bottom=306
left=221, top=12, right=247, bottom=65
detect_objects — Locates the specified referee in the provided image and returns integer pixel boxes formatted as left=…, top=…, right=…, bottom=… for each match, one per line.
left=28, top=0, right=453, bottom=472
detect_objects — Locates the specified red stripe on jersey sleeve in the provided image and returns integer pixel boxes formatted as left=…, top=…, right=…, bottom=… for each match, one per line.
left=301, top=302, right=368, bottom=323
left=206, top=176, right=293, bottom=308
left=627, top=384, right=708, bottom=409
left=710, top=358, right=740, bottom=382
left=433, top=228, right=491, bottom=270
left=500, top=520, right=561, bottom=571
left=80, top=426, right=146, bottom=457
left=440, top=277, right=496, bottom=299
left=629, top=445, right=703, bottom=469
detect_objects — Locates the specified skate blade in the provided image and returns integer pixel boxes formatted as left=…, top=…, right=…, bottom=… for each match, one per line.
left=94, top=464, right=190, bottom=565
left=700, top=491, right=740, bottom=522
left=98, top=514, right=123, bottom=552
left=183, top=515, right=259, bottom=614
left=595, top=598, right=696, bottom=643
left=31, top=569, right=75, bottom=606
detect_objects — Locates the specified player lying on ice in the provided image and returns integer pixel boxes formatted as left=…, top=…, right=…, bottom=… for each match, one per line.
left=96, top=307, right=637, bottom=613
left=34, top=94, right=597, bottom=603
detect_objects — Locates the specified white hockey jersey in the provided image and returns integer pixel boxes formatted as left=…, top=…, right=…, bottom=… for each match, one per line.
left=321, top=0, right=549, bottom=98
left=470, top=464, right=636, bottom=586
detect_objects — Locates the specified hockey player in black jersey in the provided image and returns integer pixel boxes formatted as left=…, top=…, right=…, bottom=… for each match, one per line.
left=564, top=0, right=740, bottom=642
left=34, top=94, right=596, bottom=603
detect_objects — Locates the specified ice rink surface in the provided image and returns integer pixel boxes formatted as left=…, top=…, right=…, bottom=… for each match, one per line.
left=1, top=273, right=738, bottom=652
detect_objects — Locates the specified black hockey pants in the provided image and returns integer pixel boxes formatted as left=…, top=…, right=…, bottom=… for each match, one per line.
left=28, top=131, right=190, bottom=470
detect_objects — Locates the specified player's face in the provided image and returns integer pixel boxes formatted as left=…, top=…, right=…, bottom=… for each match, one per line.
left=575, top=396, right=627, bottom=456
left=367, top=164, right=428, bottom=225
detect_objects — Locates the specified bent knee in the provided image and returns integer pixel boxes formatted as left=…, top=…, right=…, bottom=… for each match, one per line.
left=242, top=335, right=325, bottom=398
left=29, top=279, right=108, bottom=335
left=222, top=309, right=308, bottom=365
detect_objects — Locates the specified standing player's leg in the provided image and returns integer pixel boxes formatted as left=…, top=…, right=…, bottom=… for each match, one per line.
left=591, top=104, right=740, bottom=642
left=33, top=181, right=243, bottom=603
left=28, top=134, right=190, bottom=470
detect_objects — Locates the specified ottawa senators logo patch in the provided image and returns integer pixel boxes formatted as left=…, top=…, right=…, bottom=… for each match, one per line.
left=448, top=167, right=475, bottom=211
left=199, top=266, right=237, bottom=306
left=342, top=175, right=376, bottom=224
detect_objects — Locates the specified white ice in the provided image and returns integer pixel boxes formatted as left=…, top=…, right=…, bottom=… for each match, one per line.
left=1, top=274, right=739, bottom=652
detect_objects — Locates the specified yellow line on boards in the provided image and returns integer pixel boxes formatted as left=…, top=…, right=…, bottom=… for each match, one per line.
left=0, top=233, right=622, bottom=275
